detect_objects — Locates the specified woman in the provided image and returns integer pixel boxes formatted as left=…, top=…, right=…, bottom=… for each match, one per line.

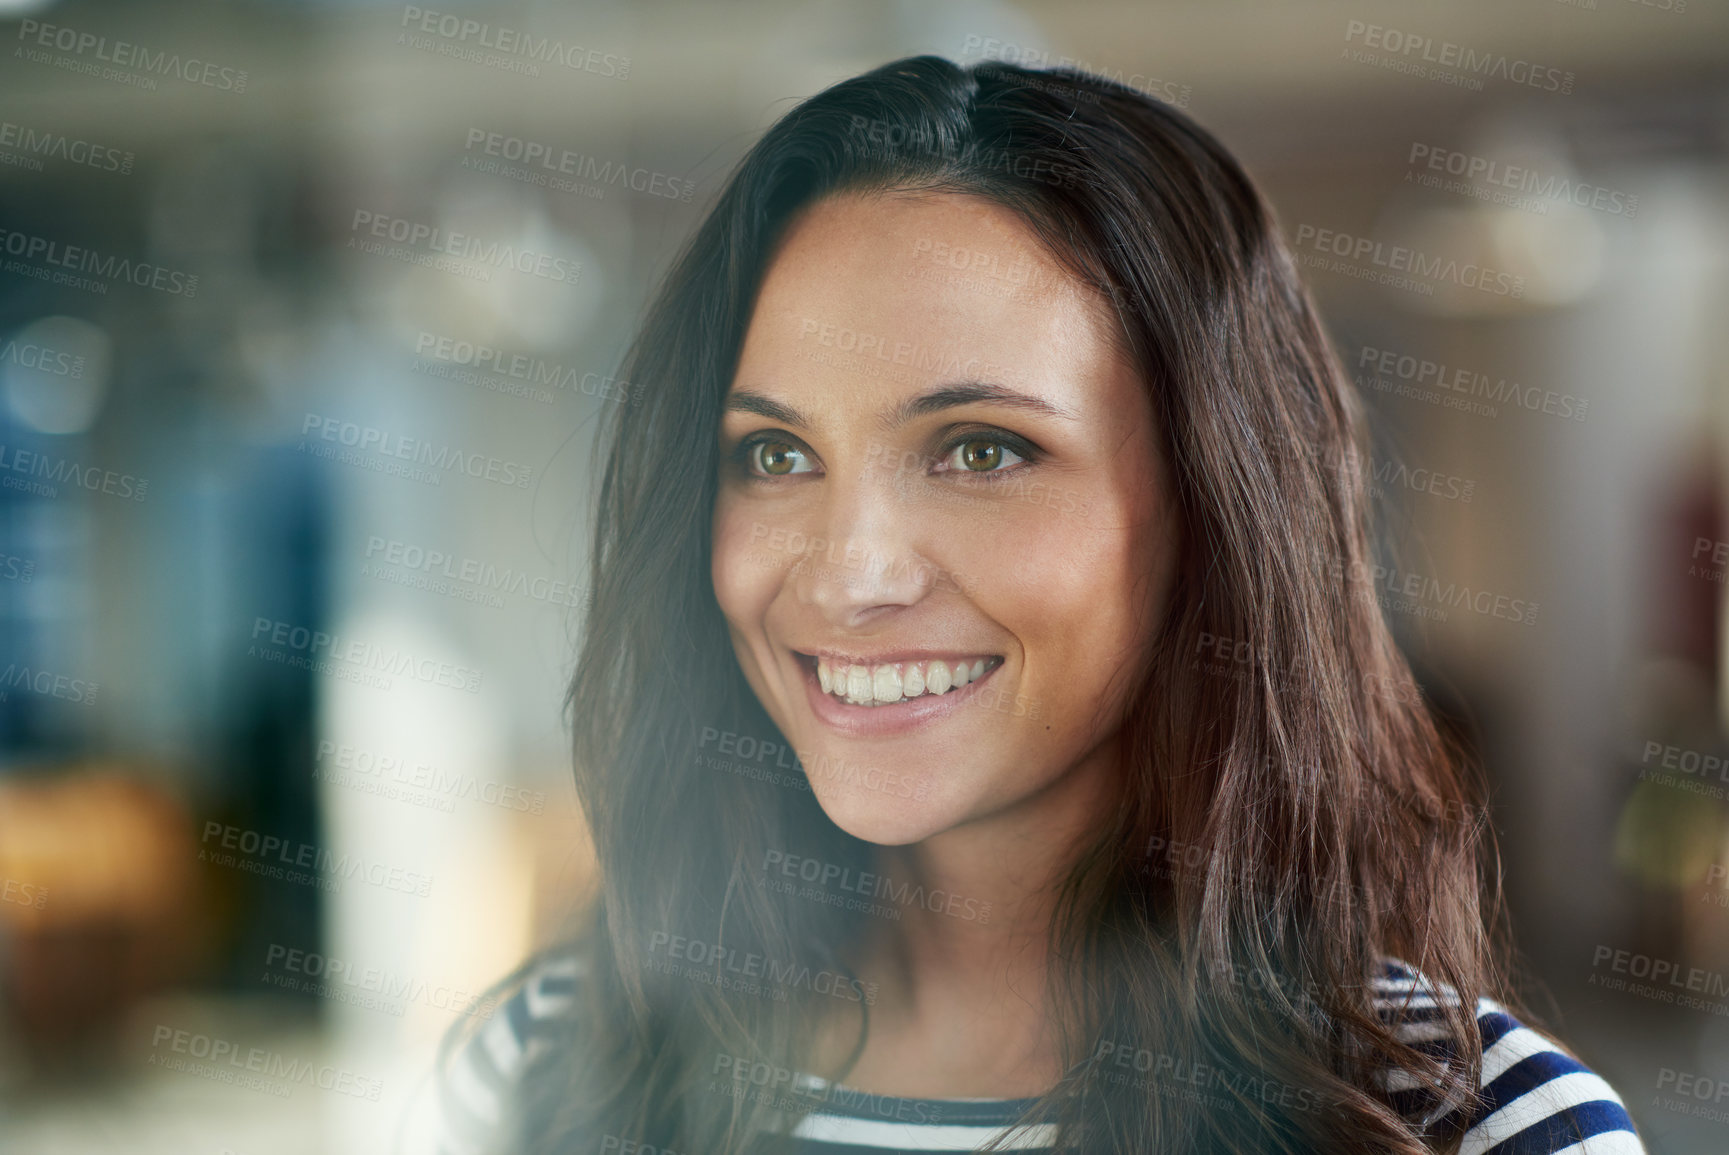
left=421, top=55, right=1643, bottom=1154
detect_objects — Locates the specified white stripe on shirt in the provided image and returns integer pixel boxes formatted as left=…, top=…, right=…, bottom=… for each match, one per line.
left=789, top=1113, right=1060, bottom=1150
left=1459, top=1071, right=1630, bottom=1155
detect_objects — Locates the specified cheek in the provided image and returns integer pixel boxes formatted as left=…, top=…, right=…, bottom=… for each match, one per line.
left=710, top=499, right=778, bottom=630
left=1015, top=547, right=1145, bottom=683
left=990, top=500, right=1165, bottom=711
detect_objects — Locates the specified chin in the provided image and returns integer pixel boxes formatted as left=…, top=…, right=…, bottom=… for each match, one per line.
left=806, top=778, right=957, bottom=847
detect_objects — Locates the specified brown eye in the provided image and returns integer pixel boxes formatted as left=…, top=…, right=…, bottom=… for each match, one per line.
left=943, top=438, right=1023, bottom=473
left=751, top=439, right=811, bottom=476
left=958, top=440, right=1003, bottom=471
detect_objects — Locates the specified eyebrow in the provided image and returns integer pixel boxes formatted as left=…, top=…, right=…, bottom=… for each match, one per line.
left=723, top=381, right=1078, bottom=431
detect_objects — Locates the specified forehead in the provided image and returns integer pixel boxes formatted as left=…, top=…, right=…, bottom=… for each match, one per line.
left=737, top=190, right=1128, bottom=400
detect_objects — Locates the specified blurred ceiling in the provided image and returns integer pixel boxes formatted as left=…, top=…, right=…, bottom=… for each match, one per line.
left=0, top=0, right=1723, bottom=161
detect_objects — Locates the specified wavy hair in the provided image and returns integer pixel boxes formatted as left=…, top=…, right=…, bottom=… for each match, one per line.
left=459, top=54, right=1527, bottom=1154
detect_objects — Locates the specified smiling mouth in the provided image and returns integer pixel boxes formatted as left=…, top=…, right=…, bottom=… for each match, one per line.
left=796, top=652, right=1005, bottom=708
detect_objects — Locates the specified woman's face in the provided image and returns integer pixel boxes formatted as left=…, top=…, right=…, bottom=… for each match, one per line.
left=712, top=190, right=1178, bottom=847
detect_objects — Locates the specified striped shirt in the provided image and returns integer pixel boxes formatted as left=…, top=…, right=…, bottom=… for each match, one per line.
left=404, top=955, right=1645, bottom=1155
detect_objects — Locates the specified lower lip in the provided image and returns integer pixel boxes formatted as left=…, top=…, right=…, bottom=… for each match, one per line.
left=798, top=656, right=1004, bottom=738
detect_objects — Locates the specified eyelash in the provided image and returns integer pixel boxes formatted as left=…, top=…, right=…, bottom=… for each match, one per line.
left=728, top=428, right=1041, bottom=482
left=932, top=430, right=1039, bottom=479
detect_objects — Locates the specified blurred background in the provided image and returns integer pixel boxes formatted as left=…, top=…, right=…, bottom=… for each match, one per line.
left=0, top=0, right=1726, bottom=1151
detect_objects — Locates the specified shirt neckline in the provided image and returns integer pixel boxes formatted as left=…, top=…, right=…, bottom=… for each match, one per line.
left=792, top=1071, right=1049, bottom=1106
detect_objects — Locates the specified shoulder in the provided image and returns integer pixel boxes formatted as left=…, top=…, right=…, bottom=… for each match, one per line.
left=404, top=950, right=585, bottom=1155
left=1373, top=959, right=1646, bottom=1154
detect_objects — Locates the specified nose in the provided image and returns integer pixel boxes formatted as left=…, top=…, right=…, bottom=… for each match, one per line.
left=793, top=468, right=938, bottom=628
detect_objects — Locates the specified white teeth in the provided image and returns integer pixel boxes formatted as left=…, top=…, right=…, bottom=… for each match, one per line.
left=814, top=654, right=1000, bottom=706
left=846, top=664, right=871, bottom=703
left=926, top=660, right=952, bottom=695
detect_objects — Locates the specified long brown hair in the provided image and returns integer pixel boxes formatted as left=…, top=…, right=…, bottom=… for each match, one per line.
left=471, top=54, right=1521, bottom=1154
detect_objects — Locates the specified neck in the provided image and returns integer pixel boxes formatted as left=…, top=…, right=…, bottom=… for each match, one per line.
left=823, top=733, right=1124, bottom=1091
